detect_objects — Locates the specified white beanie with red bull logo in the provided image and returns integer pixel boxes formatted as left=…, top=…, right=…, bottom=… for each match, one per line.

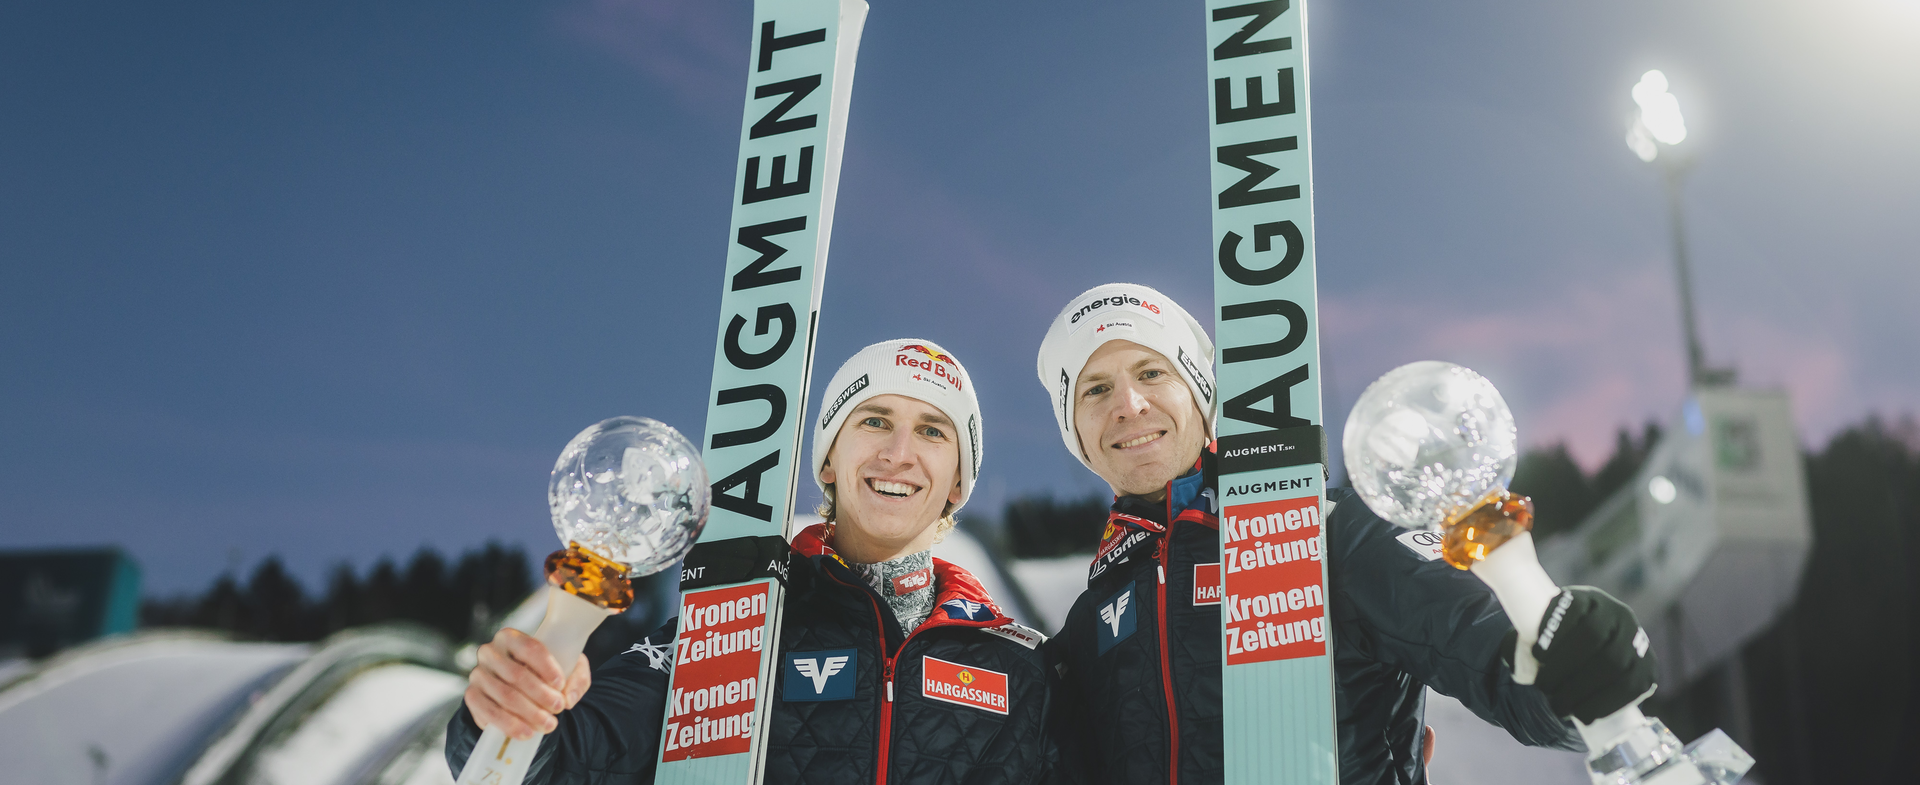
left=812, top=339, right=983, bottom=513
left=1035, top=283, right=1216, bottom=471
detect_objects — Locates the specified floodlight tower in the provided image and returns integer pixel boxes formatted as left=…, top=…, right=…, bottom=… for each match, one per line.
left=1626, top=70, right=1730, bottom=389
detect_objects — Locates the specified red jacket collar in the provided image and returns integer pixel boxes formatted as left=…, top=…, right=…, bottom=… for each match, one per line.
left=790, top=522, right=1009, bottom=628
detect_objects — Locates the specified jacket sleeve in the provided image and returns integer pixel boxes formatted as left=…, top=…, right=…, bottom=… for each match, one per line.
left=445, top=619, right=681, bottom=784
left=1325, top=490, right=1583, bottom=751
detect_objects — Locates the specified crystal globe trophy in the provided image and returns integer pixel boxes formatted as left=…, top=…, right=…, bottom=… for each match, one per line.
left=456, top=416, right=709, bottom=785
left=1343, top=362, right=1753, bottom=785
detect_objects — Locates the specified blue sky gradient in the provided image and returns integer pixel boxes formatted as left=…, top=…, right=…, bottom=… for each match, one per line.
left=3, top=0, right=1916, bottom=593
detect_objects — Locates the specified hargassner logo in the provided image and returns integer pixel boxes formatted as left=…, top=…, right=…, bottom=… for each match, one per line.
left=921, top=656, right=1010, bottom=715
left=784, top=649, right=857, bottom=701
left=1193, top=563, right=1223, bottom=606
left=820, top=374, right=869, bottom=430
left=1096, top=584, right=1137, bottom=655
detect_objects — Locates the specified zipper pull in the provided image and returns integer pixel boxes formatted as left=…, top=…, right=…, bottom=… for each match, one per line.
left=886, top=679, right=894, bottom=702
left=1158, top=564, right=1166, bottom=585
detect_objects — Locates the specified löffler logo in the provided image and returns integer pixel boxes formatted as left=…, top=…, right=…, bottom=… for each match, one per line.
left=1221, top=496, right=1328, bottom=665
left=661, top=583, right=768, bottom=761
left=921, top=656, right=1009, bottom=715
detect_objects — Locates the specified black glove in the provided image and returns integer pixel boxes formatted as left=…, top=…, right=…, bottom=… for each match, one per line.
left=1527, top=586, right=1658, bottom=723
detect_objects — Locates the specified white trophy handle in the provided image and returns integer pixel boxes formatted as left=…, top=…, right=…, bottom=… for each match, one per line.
left=1468, top=531, right=1560, bottom=685
left=1467, top=531, right=1678, bottom=780
left=456, top=586, right=615, bottom=785
left=1469, top=533, right=1660, bottom=749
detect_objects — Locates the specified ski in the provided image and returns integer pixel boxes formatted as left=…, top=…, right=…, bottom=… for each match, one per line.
left=655, top=1, right=868, bottom=783
left=1201, top=1, right=1338, bottom=783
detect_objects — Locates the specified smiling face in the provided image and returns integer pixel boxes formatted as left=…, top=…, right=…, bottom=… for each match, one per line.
left=819, top=394, right=965, bottom=564
left=1073, top=340, right=1210, bottom=499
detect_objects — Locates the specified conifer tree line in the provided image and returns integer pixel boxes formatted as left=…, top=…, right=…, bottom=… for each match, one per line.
left=141, top=542, right=534, bottom=644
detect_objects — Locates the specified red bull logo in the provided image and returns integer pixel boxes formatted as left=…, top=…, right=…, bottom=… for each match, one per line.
left=896, top=348, right=964, bottom=391
left=900, top=344, right=956, bottom=366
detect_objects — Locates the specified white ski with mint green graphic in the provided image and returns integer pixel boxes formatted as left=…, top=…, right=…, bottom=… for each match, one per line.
left=655, top=1, right=867, bottom=783
left=1203, top=1, right=1338, bottom=783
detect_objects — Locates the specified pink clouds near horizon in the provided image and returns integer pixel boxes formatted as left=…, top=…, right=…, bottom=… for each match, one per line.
left=1321, top=264, right=1878, bottom=471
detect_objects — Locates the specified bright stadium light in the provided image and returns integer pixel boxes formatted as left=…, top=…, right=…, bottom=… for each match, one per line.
left=1624, top=68, right=1727, bottom=389
left=1649, top=475, right=1678, bottom=504
left=1626, top=70, right=1687, bottom=162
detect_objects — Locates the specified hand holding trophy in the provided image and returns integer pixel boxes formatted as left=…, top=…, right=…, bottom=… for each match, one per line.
left=1343, top=362, right=1753, bottom=785
left=456, top=417, right=709, bottom=785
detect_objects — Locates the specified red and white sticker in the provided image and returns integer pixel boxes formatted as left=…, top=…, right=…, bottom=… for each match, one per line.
left=1221, top=496, right=1328, bottom=665
left=920, top=656, right=1009, bottom=715
left=892, top=568, right=933, bottom=594
left=1194, top=563, right=1222, bottom=606
left=661, top=583, right=769, bottom=762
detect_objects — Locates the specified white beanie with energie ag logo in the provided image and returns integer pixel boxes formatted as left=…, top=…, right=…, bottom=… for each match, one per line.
left=812, top=339, right=983, bottom=513
left=1035, top=283, right=1216, bottom=471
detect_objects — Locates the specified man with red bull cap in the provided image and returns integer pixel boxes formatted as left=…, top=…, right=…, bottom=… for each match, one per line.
left=1036, top=283, right=1654, bottom=785
left=446, top=339, right=1060, bottom=784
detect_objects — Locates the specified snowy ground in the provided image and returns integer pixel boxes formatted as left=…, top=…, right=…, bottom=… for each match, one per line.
left=1006, top=556, right=1087, bottom=634
left=1424, top=688, right=1592, bottom=785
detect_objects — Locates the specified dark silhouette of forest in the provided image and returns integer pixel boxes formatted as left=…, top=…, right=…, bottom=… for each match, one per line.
left=141, top=542, right=535, bottom=644
left=139, top=416, right=1920, bottom=782
left=139, top=541, right=678, bottom=668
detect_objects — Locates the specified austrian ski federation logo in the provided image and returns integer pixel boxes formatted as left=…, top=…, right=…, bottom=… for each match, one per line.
left=1096, top=584, right=1137, bottom=655
left=940, top=598, right=994, bottom=622
left=783, top=649, right=857, bottom=701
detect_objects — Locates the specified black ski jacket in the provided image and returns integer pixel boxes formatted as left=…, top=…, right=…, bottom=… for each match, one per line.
left=447, top=524, right=1060, bottom=785
left=1050, top=450, right=1580, bottom=785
